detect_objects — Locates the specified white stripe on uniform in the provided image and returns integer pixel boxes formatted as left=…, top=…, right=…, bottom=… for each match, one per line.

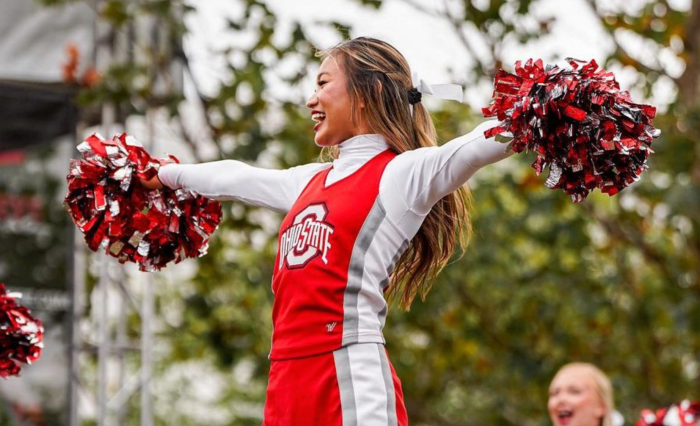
left=333, top=343, right=399, bottom=426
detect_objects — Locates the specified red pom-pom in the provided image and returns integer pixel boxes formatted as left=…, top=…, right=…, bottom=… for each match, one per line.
left=64, top=133, right=223, bottom=271
left=0, top=283, right=43, bottom=378
left=483, top=58, right=660, bottom=202
left=635, top=400, right=700, bottom=426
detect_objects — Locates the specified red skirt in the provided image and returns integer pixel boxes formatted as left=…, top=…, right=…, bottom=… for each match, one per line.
left=263, top=343, right=409, bottom=426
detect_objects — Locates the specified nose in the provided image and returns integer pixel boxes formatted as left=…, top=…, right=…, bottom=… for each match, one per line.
left=306, top=90, right=318, bottom=109
left=549, top=394, right=562, bottom=408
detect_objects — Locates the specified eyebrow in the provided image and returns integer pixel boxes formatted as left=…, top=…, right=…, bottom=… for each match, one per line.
left=316, top=71, right=330, bottom=83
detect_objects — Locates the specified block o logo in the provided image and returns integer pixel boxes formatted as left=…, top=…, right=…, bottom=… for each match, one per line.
left=279, top=203, right=334, bottom=270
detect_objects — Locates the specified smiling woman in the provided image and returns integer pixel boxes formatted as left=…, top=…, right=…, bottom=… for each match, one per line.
left=548, top=363, right=616, bottom=426
left=140, top=37, right=513, bottom=426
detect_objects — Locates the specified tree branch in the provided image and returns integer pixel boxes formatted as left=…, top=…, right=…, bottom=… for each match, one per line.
left=675, top=0, right=700, bottom=106
left=582, top=0, right=668, bottom=76
left=179, top=50, right=225, bottom=159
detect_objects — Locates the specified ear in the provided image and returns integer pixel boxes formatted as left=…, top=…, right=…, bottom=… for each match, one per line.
left=595, top=403, right=606, bottom=419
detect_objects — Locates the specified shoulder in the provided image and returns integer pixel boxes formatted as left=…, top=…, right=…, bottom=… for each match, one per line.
left=387, top=147, right=430, bottom=166
left=287, top=162, right=332, bottom=179
left=286, top=162, right=332, bottom=197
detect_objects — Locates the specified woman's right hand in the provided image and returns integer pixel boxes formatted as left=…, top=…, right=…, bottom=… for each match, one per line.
left=139, top=159, right=174, bottom=190
left=139, top=175, right=163, bottom=190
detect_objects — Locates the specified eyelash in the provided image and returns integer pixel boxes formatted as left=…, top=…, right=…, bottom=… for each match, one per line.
left=313, top=81, right=327, bottom=93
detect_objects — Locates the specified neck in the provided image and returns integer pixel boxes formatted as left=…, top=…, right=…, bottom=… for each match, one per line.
left=338, top=133, right=388, bottom=155
left=323, top=133, right=390, bottom=183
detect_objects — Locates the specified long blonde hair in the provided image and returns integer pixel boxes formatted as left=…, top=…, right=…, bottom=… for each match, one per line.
left=316, top=37, right=473, bottom=310
left=554, top=363, right=615, bottom=426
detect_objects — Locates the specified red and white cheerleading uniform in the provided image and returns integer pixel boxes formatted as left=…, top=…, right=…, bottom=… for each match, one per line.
left=159, top=120, right=512, bottom=426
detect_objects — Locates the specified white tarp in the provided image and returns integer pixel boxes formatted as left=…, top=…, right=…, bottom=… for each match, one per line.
left=0, top=0, right=94, bottom=83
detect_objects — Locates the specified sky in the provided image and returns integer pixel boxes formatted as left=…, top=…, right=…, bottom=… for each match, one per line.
left=0, top=0, right=682, bottom=160
left=0, top=0, right=684, bottom=112
left=167, top=0, right=686, bottom=168
left=169, top=0, right=685, bottom=162
left=185, top=0, right=626, bottom=107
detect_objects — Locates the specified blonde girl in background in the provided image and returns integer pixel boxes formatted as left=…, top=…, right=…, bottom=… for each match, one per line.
left=548, top=362, right=621, bottom=426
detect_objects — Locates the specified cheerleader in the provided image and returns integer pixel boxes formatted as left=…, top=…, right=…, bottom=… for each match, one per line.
left=548, top=363, right=619, bottom=426
left=142, top=37, right=512, bottom=426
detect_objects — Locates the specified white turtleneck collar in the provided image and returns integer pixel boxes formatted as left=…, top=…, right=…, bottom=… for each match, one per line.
left=324, top=133, right=389, bottom=186
left=334, top=134, right=388, bottom=167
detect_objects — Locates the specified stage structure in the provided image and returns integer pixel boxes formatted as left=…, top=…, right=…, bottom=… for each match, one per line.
left=0, top=1, right=184, bottom=425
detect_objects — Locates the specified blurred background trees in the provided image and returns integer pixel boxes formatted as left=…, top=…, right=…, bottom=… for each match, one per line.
left=3, top=0, right=699, bottom=425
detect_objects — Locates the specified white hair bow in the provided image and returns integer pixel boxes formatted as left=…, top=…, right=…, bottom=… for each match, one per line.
left=611, top=410, right=624, bottom=426
left=411, top=71, right=464, bottom=103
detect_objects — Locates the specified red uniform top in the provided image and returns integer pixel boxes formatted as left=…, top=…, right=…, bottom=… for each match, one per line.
left=270, top=149, right=396, bottom=360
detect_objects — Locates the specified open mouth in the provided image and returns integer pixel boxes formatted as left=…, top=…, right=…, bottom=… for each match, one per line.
left=557, top=410, right=573, bottom=424
left=312, top=112, right=326, bottom=132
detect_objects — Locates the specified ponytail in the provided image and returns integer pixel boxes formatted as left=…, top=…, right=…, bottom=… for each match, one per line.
left=317, top=37, right=473, bottom=310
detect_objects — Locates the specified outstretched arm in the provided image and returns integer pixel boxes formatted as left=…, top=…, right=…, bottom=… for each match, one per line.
left=386, top=120, right=513, bottom=216
left=153, top=160, right=329, bottom=213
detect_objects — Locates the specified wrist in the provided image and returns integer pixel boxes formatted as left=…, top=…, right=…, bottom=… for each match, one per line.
left=154, top=165, right=167, bottom=189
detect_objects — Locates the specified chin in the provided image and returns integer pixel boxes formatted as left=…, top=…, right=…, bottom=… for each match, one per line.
left=314, top=133, right=339, bottom=147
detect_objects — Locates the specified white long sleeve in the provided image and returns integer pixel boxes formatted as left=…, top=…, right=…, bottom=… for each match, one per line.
left=381, top=119, right=512, bottom=236
left=158, top=120, right=512, bottom=238
left=158, top=160, right=329, bottom=213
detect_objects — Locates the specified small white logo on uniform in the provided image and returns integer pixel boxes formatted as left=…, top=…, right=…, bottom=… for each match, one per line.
left=326, top=322, right=337, bottom=332
left=279, top=203, right=334, bottom=270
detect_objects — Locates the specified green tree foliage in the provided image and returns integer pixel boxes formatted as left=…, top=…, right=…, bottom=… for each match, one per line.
left=53, top=0, right=700, bottom=425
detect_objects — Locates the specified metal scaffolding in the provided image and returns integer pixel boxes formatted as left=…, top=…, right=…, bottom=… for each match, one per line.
left=68, top=118, right=157, bottom=426
left=68, top=113, right=156, bottom=426
left=67, top=1, right=182, bottom=424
